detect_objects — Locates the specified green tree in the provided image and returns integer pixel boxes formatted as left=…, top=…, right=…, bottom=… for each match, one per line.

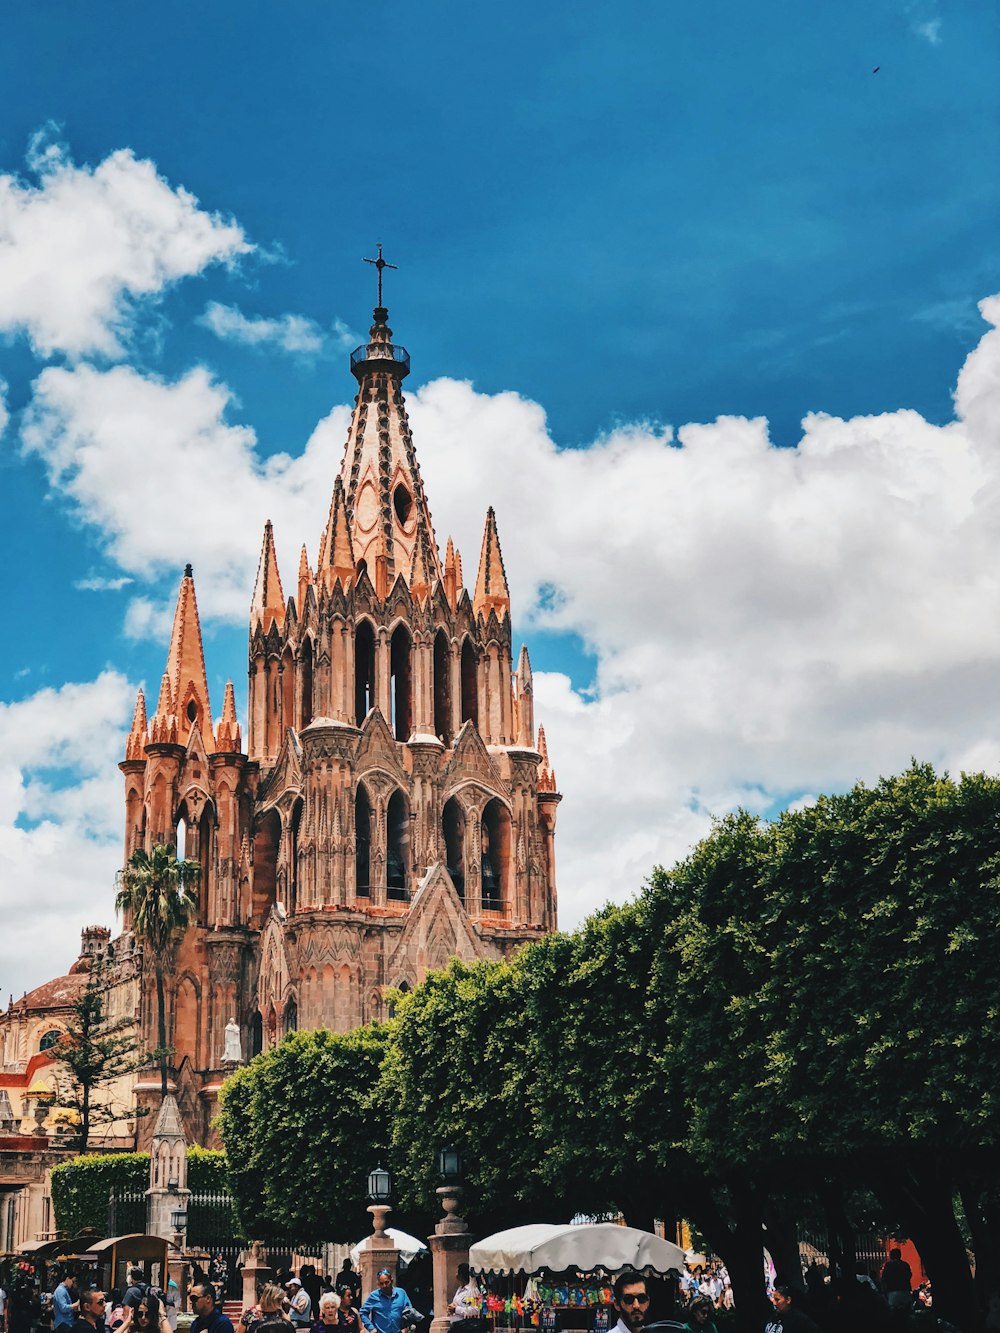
left=49, top=956, right=147, bottom=1150
left=384, top=956, right=549, bottom=1232
left=115, top=842, right=200, bottom=1098
left=217, top=1024, right=392, bottom=1240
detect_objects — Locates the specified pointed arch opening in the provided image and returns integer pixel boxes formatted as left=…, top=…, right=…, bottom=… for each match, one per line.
left=355, top=784, right=372, bottom=897
left=252, top=808, right=281, bottom=926
left=390, top=624, right=413, bottom=741
left=174, top=805, right=189, bottom=862
left=460, top=637, right=479, bottom=730
left=281, top=647, right=295, bottom=734
left=284, top=997, right=298, bottom=1037
left=386, top=789, right=410, bottom=899
left=300, top=638, right=314, bottom=729
left=289, top=799, right=303, bottom=914
left=442, top=797, right=466, bottom=903
left=354, top=620, right=376, bottom=726
left=434, top=629, right=453, bottom=744
left=480, top=798, right=511, bottom=913
left=198, top=803, right=214, bottom=921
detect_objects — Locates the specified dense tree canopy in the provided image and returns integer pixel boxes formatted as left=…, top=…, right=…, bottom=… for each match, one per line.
left=219, top=764, right=1000, bottom=1332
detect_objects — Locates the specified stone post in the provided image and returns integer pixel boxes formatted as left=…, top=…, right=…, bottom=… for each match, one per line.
left=357, top=1203, right=399, bottom=1301
left=146, top=1094, right=192, bottom=1245
left=428, top=1186, right=471, bottom=1333
left=241, top=1242, right=272, bottom=1313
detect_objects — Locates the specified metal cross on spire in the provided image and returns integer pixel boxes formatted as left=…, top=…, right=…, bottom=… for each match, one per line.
left=363, top=243, right=397, bottom=308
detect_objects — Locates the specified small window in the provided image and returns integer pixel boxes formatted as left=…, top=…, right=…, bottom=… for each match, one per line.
left=39, top=1030, right=62, bottom=1052
left=393, top=485, right=413, bottom=525
left=186, top=700, right=198, bottom=723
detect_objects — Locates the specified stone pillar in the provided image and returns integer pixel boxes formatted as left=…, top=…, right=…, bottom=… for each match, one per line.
left=241, top=1243, right=272, bottom=1312
left=428, top=1186, right=472, bottom=1333
left=357, top=1203, right=399, bottom=1303
left=146, top=1094, right=191, bottom=1243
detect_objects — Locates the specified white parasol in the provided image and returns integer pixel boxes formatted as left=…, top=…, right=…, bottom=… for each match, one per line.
left=469, top=1223, right=685, bottom=1276
left=350, top=1227, right=429, bottom=1267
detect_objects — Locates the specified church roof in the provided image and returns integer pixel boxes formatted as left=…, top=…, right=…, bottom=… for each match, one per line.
left=11, top=972, right=86, bottom=1013
left=334, top=306, right=443, bottom=599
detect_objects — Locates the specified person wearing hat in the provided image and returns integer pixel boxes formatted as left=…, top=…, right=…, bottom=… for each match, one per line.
left=286, top=1282, right=311, bottom=1331
left=360, top=1272, right=413, bottom=1333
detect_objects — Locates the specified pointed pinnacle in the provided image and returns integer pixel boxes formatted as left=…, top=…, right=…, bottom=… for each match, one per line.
left=250, top=520, right=286, bottom=633
left=125, top=688, right=148, bottom=760
left=473, top=507, right=510, bottom=618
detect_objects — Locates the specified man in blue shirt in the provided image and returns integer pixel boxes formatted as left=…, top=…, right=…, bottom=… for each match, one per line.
left=52, top=1273, right=79, bottom=1333
left=189, top=1281, right=235, bottom=1333
left=361, top=1270, right=413, bottom=1333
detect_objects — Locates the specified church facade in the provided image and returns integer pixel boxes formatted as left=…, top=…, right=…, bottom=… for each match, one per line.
left=118, top=302, right=561, bottom=1145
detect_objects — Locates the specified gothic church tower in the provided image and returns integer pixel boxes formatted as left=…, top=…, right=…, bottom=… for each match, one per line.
left=119, top=300, right=560, bottom=1145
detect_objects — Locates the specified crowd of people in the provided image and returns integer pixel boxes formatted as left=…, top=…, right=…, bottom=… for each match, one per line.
left=1, top=1249, right=995, bottom=1333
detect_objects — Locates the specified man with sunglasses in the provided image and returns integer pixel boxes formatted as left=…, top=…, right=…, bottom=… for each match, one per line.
left=611, top=1274, right=651, bottom=1333
left=72, top=1289, right=107, bottom=1333
left=190, top=1282, right=234, bottom=1333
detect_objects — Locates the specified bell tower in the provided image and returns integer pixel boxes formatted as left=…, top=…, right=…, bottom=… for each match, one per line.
left=120, top=276, right=560, bottom=1144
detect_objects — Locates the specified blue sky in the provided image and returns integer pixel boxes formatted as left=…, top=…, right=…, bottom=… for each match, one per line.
left=1, top=1, right=999, bottom=997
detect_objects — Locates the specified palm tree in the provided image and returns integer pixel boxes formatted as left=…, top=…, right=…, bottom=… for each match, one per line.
left=115, top=842, right=201, bottom=1099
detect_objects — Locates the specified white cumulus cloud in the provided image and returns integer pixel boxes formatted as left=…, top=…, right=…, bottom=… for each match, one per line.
left=0, top=672, right=136, bottom=1000
left=0, top=131, right=251, bottom=359
left=198, top=301, right=356, bottom=357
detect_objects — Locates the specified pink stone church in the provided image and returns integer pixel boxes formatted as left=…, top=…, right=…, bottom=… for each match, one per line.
left=118, top=299, right=561, bottom=1145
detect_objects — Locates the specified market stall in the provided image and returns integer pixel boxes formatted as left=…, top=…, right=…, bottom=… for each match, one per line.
left=80, top=1234, right=170, bottom=1295
left=468, top=1224, right=685, bottom=1333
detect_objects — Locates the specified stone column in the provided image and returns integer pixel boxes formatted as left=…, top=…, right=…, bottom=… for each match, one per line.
left=357, top=1203, right=399, bottom=1303
left=241, top=1243, right=272, bottom=1312
left=428, top=1186, right=472, bottom=1333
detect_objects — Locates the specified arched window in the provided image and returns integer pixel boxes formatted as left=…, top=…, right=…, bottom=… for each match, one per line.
left=252, top=809, right=281, bottom=926
left=480, top=799, right=511, bottom=913
left=460, top=638, right=479, bottom=730
left=355, top=786, right=372, bottom=897
left=39, top=1030, right=63, bottom=1052
left=387, top=979, right=410, bottom=1020
left=281, top=647, right=295, bottom=733
left=433, top=629, right=452, bottom=744
left=199, top=805, right=214, bottom=921
left=289, top=799, right=303, bottom=914
left=249, top=1011, right=263, bottom=1058
left=284, top=998, right=298, bottom=1037
left=390, top=624, right=412, bottom=741
left=174, top=807, right=189, bottom=861
left=386, top=790, right=410, bottom=899
left=355, top=620, right=376, bottom=726
left=300, top=639, right=314, bottom=729
left=442, top=797, right=466, bottom=902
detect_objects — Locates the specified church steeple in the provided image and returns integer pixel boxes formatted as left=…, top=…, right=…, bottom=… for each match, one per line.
left=160, top=565, right=212, bottom=750
left=317, top=476, right=356, bottom=592
left=335, top=304, right=442, bottom=600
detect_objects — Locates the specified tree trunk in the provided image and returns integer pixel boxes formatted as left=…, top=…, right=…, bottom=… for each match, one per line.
left=156, top=963, right=168, bottom=1099
left=696, top=1177, right=771, bottom=1333
left=874, top=1159, right=977, bottom=1332
left=958, top=1161, right=1000, bottom=1327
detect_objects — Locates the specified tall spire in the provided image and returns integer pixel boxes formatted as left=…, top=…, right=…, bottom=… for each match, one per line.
left=125, top=688, right=148, bottom=760
left=334, top=305, right=442, bottom=600
left=516, top=644, right=534, bottom=748
left=163, top=564, right=213, bottom=749
left=317, top=476, right=356, bottom=592
left=214, top=680, right=242, bottom=753
left=297, top=545, right=313, bottom=614
left=473, top=507, right=510, bottom=619
left=250, top=521, right=285, bottom=633
left=537, top=724, right=557, bottom=792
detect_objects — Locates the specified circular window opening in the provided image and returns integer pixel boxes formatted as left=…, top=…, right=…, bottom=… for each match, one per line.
left=186, top=701, right=198, bottom=723
left=393, top=485, right=413, bottom=525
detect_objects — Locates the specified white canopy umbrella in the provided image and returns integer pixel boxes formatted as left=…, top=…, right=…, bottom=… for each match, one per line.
left=351, top=1227, right=429, bottom=1267
left=469, top=1223, right=685, bottom=1276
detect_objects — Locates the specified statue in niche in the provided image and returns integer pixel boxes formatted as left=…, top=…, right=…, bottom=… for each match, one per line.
left=222, top=1017, right=243, bottom=1065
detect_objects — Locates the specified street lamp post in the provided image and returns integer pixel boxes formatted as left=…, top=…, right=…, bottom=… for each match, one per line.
left=428, top=1148, right=472, bottom=1333
left=357, top=1165, right=400, bottom=1299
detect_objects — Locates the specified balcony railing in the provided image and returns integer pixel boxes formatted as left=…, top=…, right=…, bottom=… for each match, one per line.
left=350, top=342, right=410, bottom=373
